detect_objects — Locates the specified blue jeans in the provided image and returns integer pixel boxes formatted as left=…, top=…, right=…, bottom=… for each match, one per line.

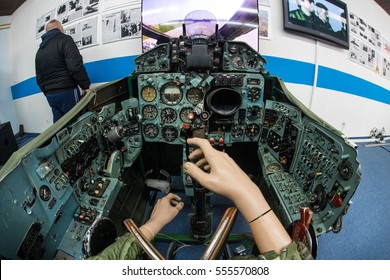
left=45, top=88, right=81, bottom=123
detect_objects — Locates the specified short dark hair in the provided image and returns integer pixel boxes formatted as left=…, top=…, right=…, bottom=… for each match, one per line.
left=296, top=0, right=315, bottom=7
left=316, top=3, right=328, bottom=10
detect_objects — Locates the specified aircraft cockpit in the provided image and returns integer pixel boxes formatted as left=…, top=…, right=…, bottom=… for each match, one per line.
left=0, top=10, right=361, bottom=260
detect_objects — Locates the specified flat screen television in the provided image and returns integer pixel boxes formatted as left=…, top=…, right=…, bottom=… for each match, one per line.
left=283, top=0, right=349, bottom=49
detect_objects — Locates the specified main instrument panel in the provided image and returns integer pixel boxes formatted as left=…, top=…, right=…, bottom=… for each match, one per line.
left=138, top=71, right=265, bottom=145
left=0, top=26, right=361, bottom=259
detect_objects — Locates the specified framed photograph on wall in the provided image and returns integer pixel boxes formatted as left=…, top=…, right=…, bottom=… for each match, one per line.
left=259, top=5, right=270, bottom=40
left=102, top=7, right=141, bottom=44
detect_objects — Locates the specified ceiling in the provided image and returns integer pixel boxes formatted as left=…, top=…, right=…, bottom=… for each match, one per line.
left=374, top=0, right=390, bottom=16
left=0, top=0, right=389, bottom=17
left=0, top=0, right=26, bottom=16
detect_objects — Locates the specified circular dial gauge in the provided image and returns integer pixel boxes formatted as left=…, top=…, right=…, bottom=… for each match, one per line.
left=158, top=48, right=167, bottom=57
left=39, top=185, right=51, bottom=201
left=78, top=178, right=90, bottom=192
left=231, top=55, right=244, bottom=69
left=160, top=83, right=183, bottom=105
left=141, top=86, right=157, bottom=102
left=245, top=123, right=260, bottom=138
left=187, top=88, right=204, bottom=105
left=162, top=126, right=178, bottom=142
left=228, top=44, right=238, bottom=53
left=266, top=163, right=282, bottom=173
left=339, top=160, right=353, bottom=180
left=231, top=127, right=244, bottom=139
left=180, top=108, right=194, bottom=123
left=143, top=123, right=159, bottom=138
left=247, top=106, right=262, bottom=121
left=142, top=105, right=158, bottom=120
left=161, top=107, right=177, bottom=123
left=247, top=88, right=261, bottom=102
left=247, top=56, right=259, bottom=68
left=310, top=184, right=327, bottom=211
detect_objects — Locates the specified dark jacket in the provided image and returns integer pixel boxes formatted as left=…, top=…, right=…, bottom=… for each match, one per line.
left=35, top=29, right=90, bottom=94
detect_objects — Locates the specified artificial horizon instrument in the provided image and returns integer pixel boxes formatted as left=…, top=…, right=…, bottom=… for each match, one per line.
left=0, top=11, right=361, bottom=260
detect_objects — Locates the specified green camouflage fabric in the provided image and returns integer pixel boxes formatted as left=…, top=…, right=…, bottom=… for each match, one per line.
left=88, top=232, right=143, bottom=260
left=289, top=9, right=311, bottom=21
left=231, top=241, right=313, bottom=260
left=88, top=232, right=313, bottom=260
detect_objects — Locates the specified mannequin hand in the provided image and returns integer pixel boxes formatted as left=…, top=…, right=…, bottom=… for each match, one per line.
left=183, top=138, right=259, bottom=203
left=142, top=193, right=184, bottom=239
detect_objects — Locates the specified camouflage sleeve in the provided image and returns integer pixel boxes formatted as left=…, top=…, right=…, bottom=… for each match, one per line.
left=262, top=241, right=313, bottom=260
left=231, top=241, right=313, bottom=260
left=87, top=232, right=143, bottom=260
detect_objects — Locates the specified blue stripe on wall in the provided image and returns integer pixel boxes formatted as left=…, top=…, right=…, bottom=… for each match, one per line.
left=317, top=66, right=390, bottom=105
left=11, top=55, right=137, bottom=100
left=263, top=56, right=316, bottom=86
left=85, top=55, right=137, bottom=83
left=11, top=77, right=42, bottom=99
left=263, top=55, right=390, bottom=105
left=10, top=55, right=390, bottom=105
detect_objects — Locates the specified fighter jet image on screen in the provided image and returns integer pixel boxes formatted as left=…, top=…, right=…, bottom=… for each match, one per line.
left=0, top=10, right=361, bottom=260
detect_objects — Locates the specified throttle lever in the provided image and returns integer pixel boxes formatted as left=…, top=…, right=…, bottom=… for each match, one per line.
left=185, top=129, right=193, bottom=160
left=184, top=129, right=205, bottom=190
left=183, top=129, right=211, bottom=239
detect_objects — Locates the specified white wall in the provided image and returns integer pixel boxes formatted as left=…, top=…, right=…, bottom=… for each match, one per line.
left=259, top=0, right=390, bottom=137
left=0, top=16, right=19, bottom=133
left=4, top=0, right=390, bottom=138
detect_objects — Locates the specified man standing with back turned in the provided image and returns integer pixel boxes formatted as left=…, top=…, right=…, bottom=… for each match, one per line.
left=35, top=19, right=90, bottom=123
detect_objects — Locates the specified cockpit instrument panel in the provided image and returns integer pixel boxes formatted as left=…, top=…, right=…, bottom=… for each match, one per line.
left=223, top=42, right=265, bottom=73
left=138, top=72, right=265, bottom=145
